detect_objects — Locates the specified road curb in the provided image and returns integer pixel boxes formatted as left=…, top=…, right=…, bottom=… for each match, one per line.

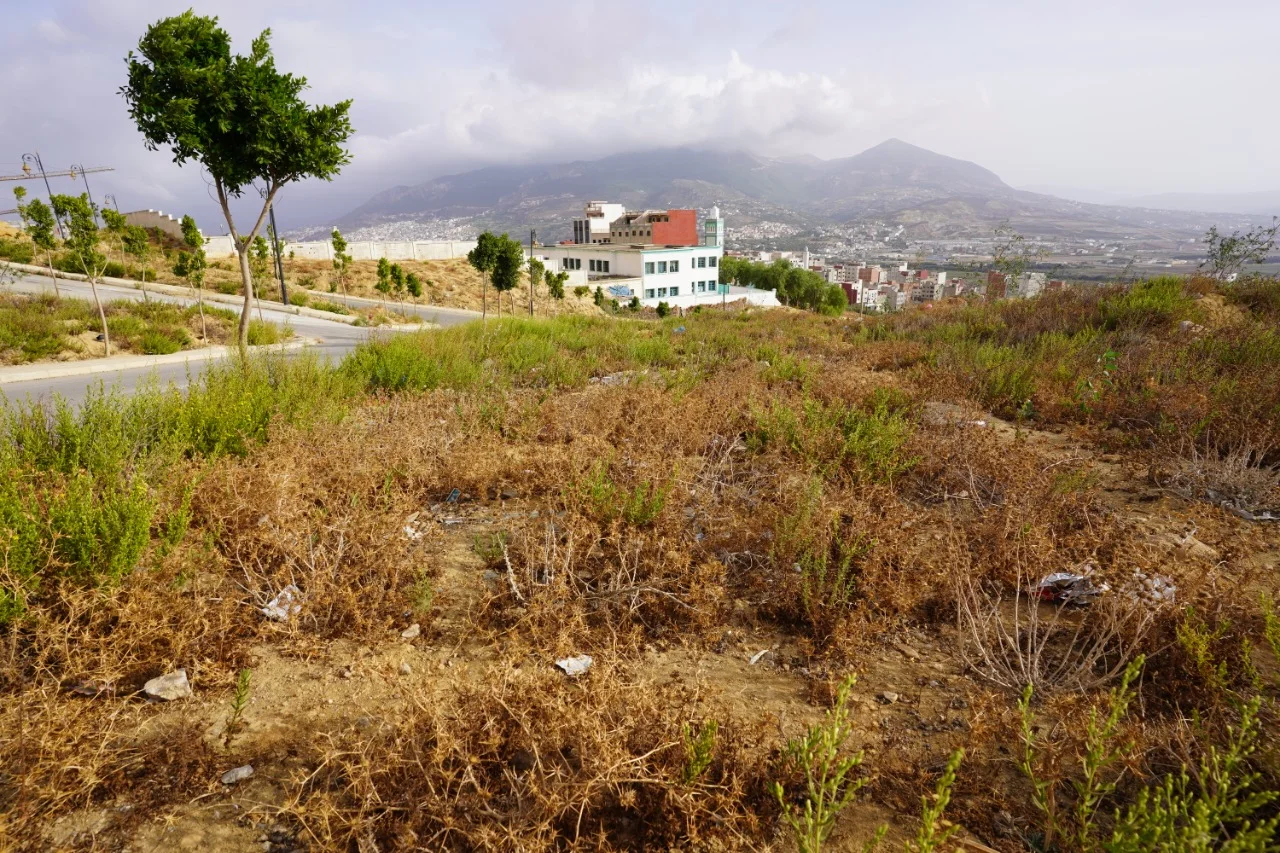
left=0, top=341, right=309, bottom=385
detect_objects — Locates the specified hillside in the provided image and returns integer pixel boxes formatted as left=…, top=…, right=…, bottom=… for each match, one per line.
left=318, top=140, right=1260, bottom=245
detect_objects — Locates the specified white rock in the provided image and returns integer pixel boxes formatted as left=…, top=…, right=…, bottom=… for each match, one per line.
left=143, top=669, right=192, bottom=701
left=220, top=765, right=254, bottom=785
left=401, top=623, right=421, bottom=640
left=555, top=655, right=594, bottom=677
left=398, top=662, right=412, bottom=676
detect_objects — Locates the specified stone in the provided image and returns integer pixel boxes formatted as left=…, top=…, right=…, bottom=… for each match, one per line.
left=893, top=642, right=921, bottom=661
left=400, top=623, right=421, bottom=640
left=220, top=765, right=254, bottom=785
left=338, top=667, right=353, bottom=679
left=398, top=662, right=412, bottom=676
left=878, top=691, right=900, bottom=705
left=143, top=669, right=192, bottom=701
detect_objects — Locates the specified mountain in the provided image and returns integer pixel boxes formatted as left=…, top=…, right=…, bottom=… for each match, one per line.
left=1119, top=191, right=1280, bottom=217
left=320, top=140, right=1268, bottom=245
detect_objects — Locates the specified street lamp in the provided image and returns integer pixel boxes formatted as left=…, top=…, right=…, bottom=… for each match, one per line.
left=103, top=194, right=120, bottom=213
left=21, top=152, right=63, bottom=239
left=528, top=228, right=536, bottom=317
left=68, top=163, right=101, bottom=227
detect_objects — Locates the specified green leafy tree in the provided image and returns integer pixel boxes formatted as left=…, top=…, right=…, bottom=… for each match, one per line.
left=389, top=262, right=405, bottom=302
left=375, top=256, right=391, bottom=303
left=656, top=301, right=670, bottom=319
left=121, top=11, right=354, bottom=351
left=593, top=286, right=604, bottom=307
left=50, top=194, right=111, bottom=354
left=173, top=214, right=208, bottom=340
left=1201, top=218, right=1279, bottom=281
left=100, top=208, right=129, bottom=277
left=330, top=228, right=352, bottom=295
left=406, top=271, right=423, bottom=302
left=122, top=224, right=153, bottom=298
left=491, top=234, right=525, bottom=316
left=14, top=188, right=60, bottom=296
left=467, top=231, right=499, bottom=320
left=629, top=295, right=640, bottom=311
left=546, top=270, right=568, bottom=301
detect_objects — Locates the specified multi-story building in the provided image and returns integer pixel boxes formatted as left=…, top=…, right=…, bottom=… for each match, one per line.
left=534, top=206, right=779, bottom=310
left=607, top=209, right=699, bottom=245
left=572, top=201, right=627, bottom=245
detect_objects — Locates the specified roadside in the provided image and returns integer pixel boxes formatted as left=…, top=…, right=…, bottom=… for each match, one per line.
left=0, top=338, right=311, bottom=384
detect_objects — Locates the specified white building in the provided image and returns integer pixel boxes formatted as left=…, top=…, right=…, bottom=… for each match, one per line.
left=534, top=207, right=779, bottom=310
left=572, top=201, right=627, bottom=245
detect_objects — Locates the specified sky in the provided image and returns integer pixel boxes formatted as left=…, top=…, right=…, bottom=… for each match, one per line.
left=1, top=0, right=1276, bottom=232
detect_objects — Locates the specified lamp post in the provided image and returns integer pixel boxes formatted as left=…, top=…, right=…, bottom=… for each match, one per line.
left=68, top=163, right=101, bottom=227
left=21, top=152, right=62, bottom=239
left=103, top=194, right=120, bottom=213
left=268, top=202, right=287, bottom=305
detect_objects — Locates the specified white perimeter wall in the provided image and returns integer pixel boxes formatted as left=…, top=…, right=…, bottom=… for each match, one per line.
left=203, top=236, right=478, bottom=262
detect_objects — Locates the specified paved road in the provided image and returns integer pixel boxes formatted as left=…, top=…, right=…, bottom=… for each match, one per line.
left=1, top=273, right=479, bottom=406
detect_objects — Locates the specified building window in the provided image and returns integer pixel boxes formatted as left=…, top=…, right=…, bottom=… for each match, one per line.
left=658, top=287, right=667, bottom=297
left=644, top=289, right=654, bottom=299
left=708, top=256, right=718, bottom=267
left=644, top=262, right=655, bottom=274
left=657, top=261, right=667, bottom=273
left=670, top=260, right=679, bottom=272
left=696, top=282, right=703, bottom=293
left=589, top=259, right=596, bottom=272
left=670, top=286, right=679, bottom=296
left=697, top=257, right=706, bottom=268
left=602, top=260, right=609, bottom=273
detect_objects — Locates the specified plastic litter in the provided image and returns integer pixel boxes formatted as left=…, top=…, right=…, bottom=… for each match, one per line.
left=555, top=654, right=594, bottom=677
left=749, top=649, right=772, bottom=665
left=1034, top=572, right=1108, bottom=606
left=446, top=488, right=461, bottom=504
left=261, top=584, right=303, bottom=622
left=220, top=765, right=254, bottom=785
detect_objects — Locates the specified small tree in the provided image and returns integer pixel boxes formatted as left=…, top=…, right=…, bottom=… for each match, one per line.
left=629, top=295, right=640, bottom=311
left=375, top=257, right=391, bottom=304
left=100, top=208, right=129, bottom=277
left=528, top=256, right=545, bottom=316
left=50, top=193, right=111, bottom=354
left=122, top=11, right=354, bottom=351
left=14, top=188, right=59, bottom=296
left=330, top=228, right=352, bottom=294
left=389, top=262, right=405, bottom=303
left=1202, top=218, right=1279, bottom=281
left=547, top=270, right=568, bottom=301
left=656, top=301, right=670, bottom=319
left=991, top=223, right=1043, bottom=295
left=122, top=224, right=153, bottom=299
left=593, top=286, right=604, bottom=307
left=491, top=234, right=525, bottom=316
left=173, top=214, right=208, bottom=340
left=467, top=232, right=499, bottom=320
left=406, top=271, right=423, bottom=302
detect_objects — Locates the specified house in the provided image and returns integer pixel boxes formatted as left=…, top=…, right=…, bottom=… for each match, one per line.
left=533, top=206, right=779, bottom=309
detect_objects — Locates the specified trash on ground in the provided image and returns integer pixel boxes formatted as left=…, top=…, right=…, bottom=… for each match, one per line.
left=143, top=668, right=192, bottom=702
left=440, top=517, right=466, bottom=526
left=555, top=654, right=594, bottom=677
left=63, top=679, right=115, bottom=698
left=401, top=623, right=421, bottom=640
left=1034, top=570, right=1109, bottom=606
left=220, top=765, right=254, bottom=785
left=446, top=488, right=461, bottom=504
left=749, top=649, right=772, bottom=665
left=674, top=325, right=686, bottom=334
left=261, top=584, right=303, bottom=622
left=1131, top=570, right=1177, bottom=605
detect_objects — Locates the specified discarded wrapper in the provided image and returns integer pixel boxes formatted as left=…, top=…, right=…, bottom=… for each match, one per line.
left=261, top=584, right=303, bottom=622
left=1034, top=572, right=1108, bottom=606
left=555, top=654, right=594, bottom=677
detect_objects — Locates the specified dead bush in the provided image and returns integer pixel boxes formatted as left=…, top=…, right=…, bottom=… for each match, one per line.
left=1166, top=440, right=1280, bottom=520
left=282, top=664, right=776, bottom=851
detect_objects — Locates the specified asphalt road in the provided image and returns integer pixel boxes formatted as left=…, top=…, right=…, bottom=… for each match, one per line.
left=1, top=272, right=480, bottom=406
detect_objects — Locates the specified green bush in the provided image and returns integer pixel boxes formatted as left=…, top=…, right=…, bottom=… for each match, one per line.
left=139, top=329, right=184, bottom=354
left=656, top=301, right=671, bottom=318
left=247, top=320, right=286, bottom=346
left=309, top=299, right=350, bottom=315
left=0, top=238, right=35, bottom=263
left=288, top=290, right=311, bottom=307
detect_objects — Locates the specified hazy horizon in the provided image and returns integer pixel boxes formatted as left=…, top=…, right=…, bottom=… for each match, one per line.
left=2, top=0, right=1276, bottom=232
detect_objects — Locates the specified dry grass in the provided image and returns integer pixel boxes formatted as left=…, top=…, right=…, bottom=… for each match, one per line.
left=2, top=293, right=1279, bottom=850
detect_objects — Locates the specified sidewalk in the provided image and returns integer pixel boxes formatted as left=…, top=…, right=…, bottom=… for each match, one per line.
left=0, top=340, right=309, bottom=385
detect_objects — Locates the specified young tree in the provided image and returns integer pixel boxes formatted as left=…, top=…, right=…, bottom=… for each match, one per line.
left=173, top=214, right=209, bottom=340
left=50, top=194, right=111, bottom=354
left=330, top=228, right=352, bottom=295
left=375, top=257, right=391, bottom=304
left=14, top=188, right=60, bottom=296
left=100, top=208, right=130, bottom=277
left=122, top=224, right=153, bottom=299
left=1201, top=218, right=1279, bottom=281
left=546, top=270, right=568, bottom=302
left=991, top=223, right=1043, bottom=295
left=389, top=262, right=405, bottom=303
left=121, top=11, right=354, bottom=351
left=406, top=271, right=423, bottom=302
left=467, top=231, right=499, bottom=320
left=629, top=295, right=640, bottom=311
left=490, top=234, right=524, bottom=316
left=527, top=256, right=545, bottom=316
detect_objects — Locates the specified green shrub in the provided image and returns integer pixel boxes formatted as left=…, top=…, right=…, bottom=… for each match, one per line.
left=0, top=238, right=35, bottom=263
left=139, top=330, right=184, bottom=354
left=656, top=301, right=671, bottom=318
left=579, top=461, right=670, bottom=525
left=102, top=261, right=126, bottom=278
left=310, top=299, right=350, bottom=315
left=247, top=320, right=285, bottom=346
left=573, top=285, right=590, bottom=298
left=288, top=290, right=311, bottom=307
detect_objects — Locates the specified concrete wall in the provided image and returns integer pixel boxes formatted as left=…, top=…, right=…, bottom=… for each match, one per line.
left=203, top=237, right=478, bottom=262
left=123, top=209, right=185, bottom=241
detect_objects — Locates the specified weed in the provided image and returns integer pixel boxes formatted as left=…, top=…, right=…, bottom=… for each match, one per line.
left=222, top=669, right=252, bottom=749
left=772, top=676, right=883, bottom=853
left=681, top=719, right=718, bottom=785
left=909, top=748, right=964, bottom=853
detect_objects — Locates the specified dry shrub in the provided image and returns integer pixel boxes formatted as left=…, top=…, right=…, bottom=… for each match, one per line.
left=283, top=664, right=776, bottom=851
left=1165, top=440, right=1280, bottom=518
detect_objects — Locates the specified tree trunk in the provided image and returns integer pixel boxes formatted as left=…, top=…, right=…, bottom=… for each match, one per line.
left=237, top=247, right=254, bottom=353
left=195, top=286, right=207, bottom=341
left=46, top=251, right=60, bottom=298
left=482, top=274, right=487, bottom=321
left=88, top=277, right=110, bottom=356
